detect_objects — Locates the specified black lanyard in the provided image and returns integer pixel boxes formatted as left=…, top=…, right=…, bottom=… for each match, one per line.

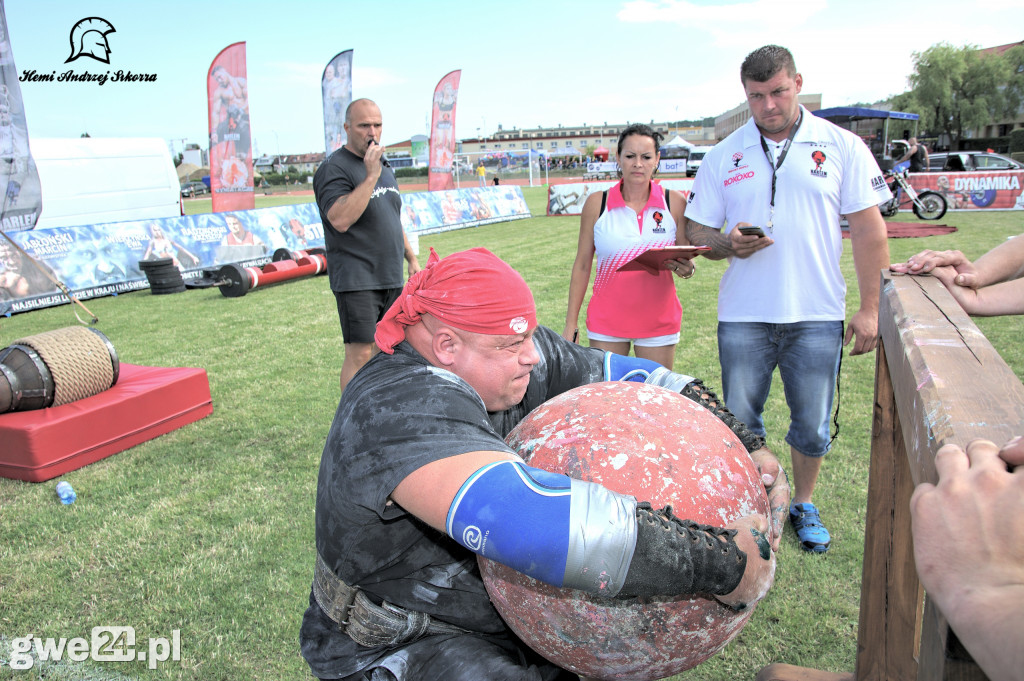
left=759, top=110, right=803, bottom=231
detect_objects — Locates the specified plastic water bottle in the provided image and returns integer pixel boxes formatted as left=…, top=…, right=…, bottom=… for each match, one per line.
left=56, top=480, right=76, bottom=505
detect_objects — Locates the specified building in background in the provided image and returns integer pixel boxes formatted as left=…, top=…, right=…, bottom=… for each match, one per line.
left=458, top=120, right=715, bottom=158
left=181, top=143, right=207, bottom=168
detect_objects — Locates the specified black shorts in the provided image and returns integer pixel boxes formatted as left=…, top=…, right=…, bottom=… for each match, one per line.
left=334, top=288, right=402, bottom=345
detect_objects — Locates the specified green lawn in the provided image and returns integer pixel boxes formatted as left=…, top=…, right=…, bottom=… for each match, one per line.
left=1, top=188, right=1021, bottom=680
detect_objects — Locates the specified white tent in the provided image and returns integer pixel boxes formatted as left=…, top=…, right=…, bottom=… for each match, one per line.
left=663, top=135, right=694, bottom=149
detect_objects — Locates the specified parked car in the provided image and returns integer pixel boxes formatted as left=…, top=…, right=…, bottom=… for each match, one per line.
left=180, top=181, right=209, bottom=197
left=686, top=145, right=713, bottom=177
left=928, top=151, right=1022, bottom=172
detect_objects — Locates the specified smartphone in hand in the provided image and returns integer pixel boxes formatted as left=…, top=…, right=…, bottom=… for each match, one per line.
left=738, top=226, right=765, bottom=238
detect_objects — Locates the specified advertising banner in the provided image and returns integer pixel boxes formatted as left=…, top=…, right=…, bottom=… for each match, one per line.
left=906, top=171, right=1024, bottom=211
left=207, top=42, right=254, bottom=212
left=400, top=185, right=531, bottom=236
left=586, top=162, right=618, bottom=176
left=0, top=0, right=42, bottom=233
left=547, top=179, right=695, bottom=216
left=585, top=160, right=689, bottom=178
left=1, top=204, right=324, bottom=315
left=322, top=50, right=352, bottom=156
left=427, top=70, right=461, bottom=192
left=2, top=187, right=532, bottom=315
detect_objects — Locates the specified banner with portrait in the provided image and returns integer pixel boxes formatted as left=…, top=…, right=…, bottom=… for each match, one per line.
left=322, top=50, right=353, bottom=156
left=0, top=204, right=324, bottom=315
left=906, top=171, right=1024, bottom=211
left=427, top=70, right=461, bottom=192
left=1, top=186, right=534, bottom=314
left=0, top=0, right=42, bottom=233
left=400, top=185, right=530, bottom=236
left=207, top=42, right=254, bottom=212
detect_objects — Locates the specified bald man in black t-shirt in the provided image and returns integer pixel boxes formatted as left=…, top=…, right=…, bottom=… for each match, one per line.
left=314, top=98, right=420, bottom=392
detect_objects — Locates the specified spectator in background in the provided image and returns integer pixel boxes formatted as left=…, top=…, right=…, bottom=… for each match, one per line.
left=563, top=123, right=694, bottom=370
left=890, top=235, right=1024, bottom=316
left=897, top=137, right=929, bottom=172
left=313, top=98, right=420, bottom=392
left=476, top=161, right=486, bottom=187
left=682, top=45, right=891, bottom=553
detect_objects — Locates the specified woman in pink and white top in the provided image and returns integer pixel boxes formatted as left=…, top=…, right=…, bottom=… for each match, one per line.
left=563, top=123, right=694, bottom=369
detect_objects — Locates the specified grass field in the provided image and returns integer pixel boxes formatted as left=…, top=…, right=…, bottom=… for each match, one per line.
left=1, top=187, right=1021, bottom=680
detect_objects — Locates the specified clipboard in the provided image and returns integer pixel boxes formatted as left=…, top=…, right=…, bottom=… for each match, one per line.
left=617, top=245, right=711, bottom=272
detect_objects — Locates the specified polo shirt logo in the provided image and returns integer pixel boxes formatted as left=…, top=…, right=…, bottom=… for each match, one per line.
left=651, top=211, right=666, bottom=233
left=723, top=171, right=755, bottom=187
left=810, top=150, right=828, bottom=178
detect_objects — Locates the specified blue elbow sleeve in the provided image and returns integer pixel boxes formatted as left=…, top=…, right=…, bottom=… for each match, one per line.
left=603, top=352, right=663, bottom=382
left=446, top=460, right=637, bottom=595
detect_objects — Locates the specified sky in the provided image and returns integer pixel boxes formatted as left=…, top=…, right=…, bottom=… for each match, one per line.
left=5, top=0, right=1024, bottom=160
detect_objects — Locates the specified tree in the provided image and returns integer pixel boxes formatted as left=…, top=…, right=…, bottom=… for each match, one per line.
left=1002, top=43, right=1024, bottom=112
left=893, top=42, right=1021, bottom=146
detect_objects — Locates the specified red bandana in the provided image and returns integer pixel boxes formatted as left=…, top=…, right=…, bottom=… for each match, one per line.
left=374, top=247, right=537, bottom=354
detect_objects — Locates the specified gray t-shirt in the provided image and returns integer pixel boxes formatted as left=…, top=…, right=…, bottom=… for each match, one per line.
left=300, top=326, right=605, bottom=678
left=313, top=147, right=405, bottom=292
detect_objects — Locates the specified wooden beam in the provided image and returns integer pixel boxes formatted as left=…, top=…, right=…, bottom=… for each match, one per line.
left=854, top=341, right=920, bottom=680
left=757, top=272, right=1023, bottom=681
left=878, top=272, right=1024, bottom=480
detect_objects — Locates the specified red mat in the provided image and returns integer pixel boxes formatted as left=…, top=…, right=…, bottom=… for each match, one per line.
left=842, top=222, right=957, bottom=239
left=0, top=363, right=213, bottom=482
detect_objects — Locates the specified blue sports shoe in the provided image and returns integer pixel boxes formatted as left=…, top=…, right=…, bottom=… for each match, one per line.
left=790, top=503, right=831, bottom=553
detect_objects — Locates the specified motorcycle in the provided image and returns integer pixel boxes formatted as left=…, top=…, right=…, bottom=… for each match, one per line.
left=878, top=167, right=948, bottom=220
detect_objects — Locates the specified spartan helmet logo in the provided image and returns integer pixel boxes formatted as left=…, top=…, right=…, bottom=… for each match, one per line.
left=65, top=17, right=116, bottom=64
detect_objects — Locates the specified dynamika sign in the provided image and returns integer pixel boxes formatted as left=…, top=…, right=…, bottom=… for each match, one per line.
left=19, top=17, right=157, bottom=86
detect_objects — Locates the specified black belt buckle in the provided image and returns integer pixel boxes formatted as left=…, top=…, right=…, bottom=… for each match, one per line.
left=313, top=553, right=359, bottom=630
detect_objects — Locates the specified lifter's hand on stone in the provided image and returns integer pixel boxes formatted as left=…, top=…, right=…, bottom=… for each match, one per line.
left=748, top=447, right=790, bottom=551
left=715, top=514, right=775, bottom=611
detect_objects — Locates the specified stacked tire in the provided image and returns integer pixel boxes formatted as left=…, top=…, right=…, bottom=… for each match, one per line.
left=138, top=258, right=186, bottom=295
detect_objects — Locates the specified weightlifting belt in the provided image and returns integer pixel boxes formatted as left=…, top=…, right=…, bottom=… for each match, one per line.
left=313, top=552, right=470, bottom=648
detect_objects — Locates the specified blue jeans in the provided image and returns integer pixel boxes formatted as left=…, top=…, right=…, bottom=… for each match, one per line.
left=717, top=321, right=842, bottom=457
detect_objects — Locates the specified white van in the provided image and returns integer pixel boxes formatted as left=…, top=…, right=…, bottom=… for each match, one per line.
left=686, top=145, right=713, bottom=177
left=32, top=137, right=183, bottom=229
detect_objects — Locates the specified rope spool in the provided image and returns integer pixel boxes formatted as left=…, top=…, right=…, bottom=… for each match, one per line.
left=0, top=327, right=119, bottom=413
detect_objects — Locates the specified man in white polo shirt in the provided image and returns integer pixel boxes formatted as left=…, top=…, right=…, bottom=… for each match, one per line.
left=681, top=45, right=891, bottom=553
